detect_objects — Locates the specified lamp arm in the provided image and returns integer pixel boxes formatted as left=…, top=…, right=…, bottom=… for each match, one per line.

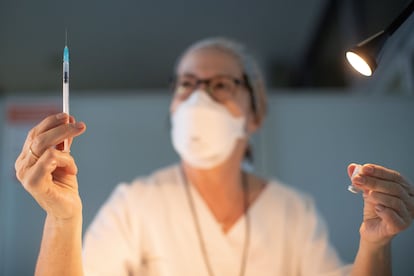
left=386, top=0, right=414, bottom=35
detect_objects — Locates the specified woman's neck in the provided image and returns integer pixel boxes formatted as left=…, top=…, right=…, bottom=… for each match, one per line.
left=181, top=156, right=247, bottom=232
left=184, top=161, right=242, bottom=192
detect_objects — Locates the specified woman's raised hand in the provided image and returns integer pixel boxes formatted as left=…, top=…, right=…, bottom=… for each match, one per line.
left=348, top=163, right=414, bottom=245
left=15, top=113, right=86, bottom=220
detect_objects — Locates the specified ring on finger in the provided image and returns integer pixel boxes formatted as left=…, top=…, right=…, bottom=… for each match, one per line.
left=29, top=145, right=41, bottom=160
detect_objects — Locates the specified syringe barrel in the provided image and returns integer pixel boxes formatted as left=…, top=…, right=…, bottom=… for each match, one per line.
left=63, top=62, right=69, bottom=83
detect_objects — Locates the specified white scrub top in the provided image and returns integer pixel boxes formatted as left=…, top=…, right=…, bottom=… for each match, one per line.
left=83, top=165, right=351, bottom=276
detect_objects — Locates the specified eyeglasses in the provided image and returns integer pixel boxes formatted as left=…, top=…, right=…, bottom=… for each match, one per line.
left=172, top=74, right=248, bottom=103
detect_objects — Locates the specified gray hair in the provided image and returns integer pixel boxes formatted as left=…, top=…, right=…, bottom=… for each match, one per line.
left=175, top=37, right=267, bottom=126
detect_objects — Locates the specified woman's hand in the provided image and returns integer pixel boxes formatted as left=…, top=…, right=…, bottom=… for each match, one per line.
left=348, top=163, right=414, bottom=246
left=15, top=113, right=86, bottom=220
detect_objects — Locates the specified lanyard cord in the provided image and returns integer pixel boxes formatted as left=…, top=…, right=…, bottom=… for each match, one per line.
left=181, top=167, right=250, bottom=276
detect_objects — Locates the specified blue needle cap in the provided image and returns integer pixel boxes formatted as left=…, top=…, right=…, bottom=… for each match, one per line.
left=63, top=46, right=69, bottom=62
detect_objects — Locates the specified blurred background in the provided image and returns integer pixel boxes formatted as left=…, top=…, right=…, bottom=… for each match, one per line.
left=1, top=0, right=414, bottom=275
left=0, top=0, right=413, bottom=93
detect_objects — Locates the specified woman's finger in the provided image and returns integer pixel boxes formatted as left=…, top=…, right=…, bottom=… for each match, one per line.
left=18, top=113, right=70, bottom=164
left=23, top=113, right=69, bottom=150
left=22, top=148, right=78, bottom=194
left=16, top=115, right=85, bottom=184
left=30, top=121, right=86, bottom=159
left=353, top=174, right=409, bottom=199
left=56, top=115, right=76, bottom=151
left=406, top=190, right=414, bottom=218
left=405, top=181, right=414, bottom=197
left=32, top=113, right=70, bottom=136
left=374, top=205, right=411, bottom=236
left=16, top=141, right=46, bottom=181
left=361, top=164, right=411, bottom=190
left=365, top=191, right=411, bottom=222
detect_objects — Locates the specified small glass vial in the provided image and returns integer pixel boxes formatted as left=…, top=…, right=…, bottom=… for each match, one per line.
left=348, top=164, right=363, bottom=194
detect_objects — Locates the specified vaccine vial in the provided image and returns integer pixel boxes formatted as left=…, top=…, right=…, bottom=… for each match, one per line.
left=348, top=164, right=362, bottom=194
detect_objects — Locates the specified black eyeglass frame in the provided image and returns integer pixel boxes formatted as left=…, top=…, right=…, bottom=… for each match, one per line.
left=169, top=73, right=257, bottom=115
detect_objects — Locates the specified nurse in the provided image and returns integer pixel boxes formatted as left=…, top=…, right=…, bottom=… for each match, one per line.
left=15, top=37, right=414, bottom=276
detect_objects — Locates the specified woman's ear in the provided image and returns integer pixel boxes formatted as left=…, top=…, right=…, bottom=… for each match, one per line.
left=246, top=112, right=260, bottom=134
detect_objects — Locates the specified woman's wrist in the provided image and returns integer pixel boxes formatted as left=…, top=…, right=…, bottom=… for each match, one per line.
left=358, top=237, right=392, bottom=259
left=351, top=238, right=392, bottom=276
left=45, top=212, right=83, bottom=233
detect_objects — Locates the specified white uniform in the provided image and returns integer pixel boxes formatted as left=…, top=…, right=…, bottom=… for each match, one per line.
left=83, top=165, right=351, bottom=276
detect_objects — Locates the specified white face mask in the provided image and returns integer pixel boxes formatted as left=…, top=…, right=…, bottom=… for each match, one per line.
left=171, top=90, right=246, bottom=169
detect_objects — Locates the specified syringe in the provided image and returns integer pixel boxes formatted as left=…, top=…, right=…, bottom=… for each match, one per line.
left=63, top=32, right=70, bottom=152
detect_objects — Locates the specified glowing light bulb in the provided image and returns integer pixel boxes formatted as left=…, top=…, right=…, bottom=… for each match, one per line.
left=346, top=51, right=373, bottom=76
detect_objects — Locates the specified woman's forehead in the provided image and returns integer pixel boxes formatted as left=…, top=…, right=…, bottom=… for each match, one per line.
left=177, top=48, right=243, bottom=77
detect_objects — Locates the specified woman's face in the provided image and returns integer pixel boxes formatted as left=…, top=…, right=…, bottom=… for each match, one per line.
left=170, top=48, right=257, bottom=132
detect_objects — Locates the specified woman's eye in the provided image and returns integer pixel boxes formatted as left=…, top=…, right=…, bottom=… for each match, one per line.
left=179, top=80, right=194, bottom=88
left=213, top=81, right=231, bottom=90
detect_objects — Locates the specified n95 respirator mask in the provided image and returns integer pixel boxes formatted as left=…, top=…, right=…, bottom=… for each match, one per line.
left=171, top=90, right=246, bottom=169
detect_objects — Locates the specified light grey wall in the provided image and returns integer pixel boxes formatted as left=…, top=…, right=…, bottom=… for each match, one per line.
left=261, top=94, right=414, bottom=271
left=1, top=92, right=413, bottom=275
left=0, top=99, right=5, bottom=275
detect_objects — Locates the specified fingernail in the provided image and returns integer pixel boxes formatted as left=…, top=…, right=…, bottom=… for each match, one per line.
left=355, top=175, right=366, bottom=184
left=375, top=204, right=385, bottom=212
left=364, top=166, right=374, bottom=174
left=74, top=122, right=84, bottom=129
left=56, top=113, right=67, bottom=120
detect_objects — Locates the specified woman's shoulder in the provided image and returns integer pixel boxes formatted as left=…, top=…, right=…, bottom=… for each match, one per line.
left=112, top=164, right=182, bottom=201
left=131, top=164, right=181, bottom=188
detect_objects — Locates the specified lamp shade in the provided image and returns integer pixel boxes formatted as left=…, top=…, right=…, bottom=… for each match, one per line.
left=346, top=30, right=389, bottom=76
left=345, top=1, right=414, bottom=76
